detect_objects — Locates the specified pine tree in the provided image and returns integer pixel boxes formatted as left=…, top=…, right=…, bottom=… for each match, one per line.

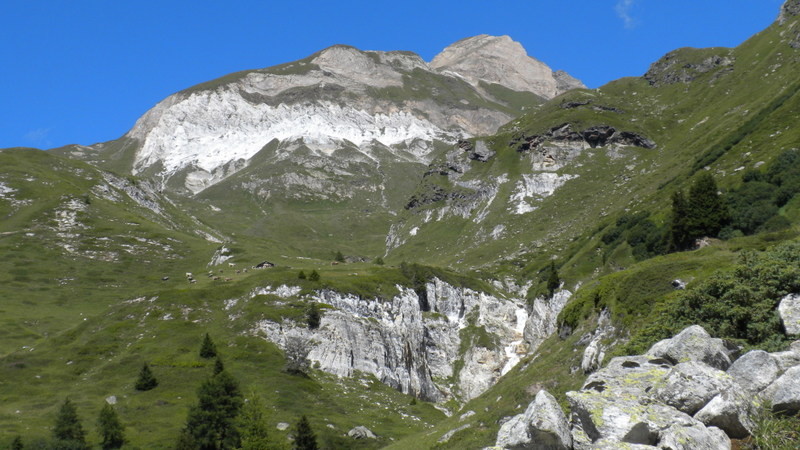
left=135, top=363, right=158, bottom=391
left=687, top=171, right=729, bottom=239
left=293, top=415, right=318, bottom=450
left=306, top=303, right=321, bottom=330
left=334, top=251, right=345, bottom=263
left=97, top=403, right=125, bottom=449
left=546, top=261, right=560, bottom=297
left=238, top=394, right=271, bottom=450
left=200, top=333, right=218, bottom=359
left=298, top=270, right=307, bottom=280
left=308, top=270, right=320, bottom=282
left=53, top=398, right=88, bottom=449
left=10, top=436, right=23, bottom=450
left=183, top=370, right=244, bottom=449
left=668, top=190, right=692, bottom=251
left=374, top=256, right=385, bottom=266
left=214, top=357, right=225, bottom=375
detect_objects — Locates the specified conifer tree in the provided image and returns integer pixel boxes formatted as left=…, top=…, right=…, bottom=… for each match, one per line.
left=10, top=435, right=23, bottom=450
left=298, top=270, right=307, bottom=280
left=334, top=251, right=345, bottom=263
left=214, top=357, right=225, bottom=375
left=668, top=190, right=692, bottom=251
left=183, top=369, right=244, bottom=449
left=97, top=402, right=125, bottom=449
left=687, top=171, right=729, bottom=239
left=200, top=333, right=218, bottom=359
left=308, top=270, right=320, bottom=282
left=135, top=363, right=158, bottom=391
left=293, top=415, right=318, bottom=450
left=306, top=303, right=321, bottom=330
left=53, top=398, right=88, bottom=449
left=238, top=393, right=271, bottom=450
left=546, top=261, right=560, bottom=297
left=374, top=256, right=385, bottom=265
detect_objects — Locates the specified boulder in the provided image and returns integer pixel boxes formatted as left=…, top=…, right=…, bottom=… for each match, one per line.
left=658, top=423, right=731, bottom=450
left=495, top=390, right=571, bottom=449
left=438, top=424, right=471, bottom=443
left=647, top=325, right=736, bottom=370
left=347, top=426, right=377, bottom=439
left=276, top=422, right=290, bottom=431
left=762, top=365, right=800, bottom=414
left=652, top=361, right=737, bottom=415
left=727, top=349, right=780, bottom=394
left=694, top=391, right=756, bottom=439
left=779, top=293, right=800, bottom=335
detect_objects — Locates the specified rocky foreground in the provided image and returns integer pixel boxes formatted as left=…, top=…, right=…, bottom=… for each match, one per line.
left=492, top=325, right=800, bottom=449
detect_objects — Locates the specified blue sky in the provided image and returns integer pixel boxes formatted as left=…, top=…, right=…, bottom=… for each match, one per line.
left=0, top=0, right=785, bottom=149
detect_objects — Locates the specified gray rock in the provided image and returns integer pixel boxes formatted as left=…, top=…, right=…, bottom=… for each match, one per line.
left=438, top=424, right=471, bottom=443
left=694, top=391, right=756, bottom=439
left=769, top=347, right=800, bottom=371
left=727, top=350, right=780, bottom=394
left=347, top=426, right=377, bottom=439
left=589, top=440, right=656, bottom=449
left=647, top=325, right=735, bottom=370
left=763, top=365, right=800, bottom=414
left=460, top=410, right=476, bottom=421
left=652, top=361, right=736, bottom=415
left=468, top=141, right=496, bottom=162
left=276, top=422, right=290, bottom=431
left=779, top=293, right=800, bottom=335
left=580, top=309, right=614, bottom=374
left=105, top=395, right=117, bottom=405
left=495, top=390, right=571, bottom=449
left=658, top=423, right=731, bottom=450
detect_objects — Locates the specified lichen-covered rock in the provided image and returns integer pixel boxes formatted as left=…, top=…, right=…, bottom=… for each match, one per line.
left=727, top=349, right=780, bottom=394
left=762, top=365, right=800, bottom=414
left=647, top=325, right=736, bottom=370
left=580, top=309, right=615, bottom=374
left=658, top=423, right=731, bottom=450
left=694, top=391, right=756, bottom=439
left=779, top=293, right=800, bottom=335
left=495, top=390, right=571, bottom=449
left=652, top=361, right=737, bottom=415
left=347, top=426, right=377, bottom=439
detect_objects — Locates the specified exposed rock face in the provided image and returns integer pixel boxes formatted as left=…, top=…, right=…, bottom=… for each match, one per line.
left=695, top=391, right=755, bottom=439
left=495, top=390, right=572, bottom=450
left=644, top=49, right=735, bottom=86
left=647, top=325, right=737, bottom=370
left=430, top=35, right=585, bottom=99
left=779, top=0, right=800, bottom=24
left=580, top=309, right=615, bottom=374
left=762, top=365, right=800, bottom=414
left=512, top=123, right=656, bottom=155
left=779, top=293, right=800, bottom=334
left=524, top=290, right=572, bottom=354
left=254, top=278, right=534, bottom=402
left=652, top=361, right=737, bottom=415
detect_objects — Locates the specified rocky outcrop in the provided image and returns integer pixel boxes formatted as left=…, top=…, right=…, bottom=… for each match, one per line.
left=762, top=365, right=800, bottom=414
left=430, top=35, right=584, bottom=99
left=579, top=309, right=615, bottom=374
left=644, top=49, right=735, bottom=86
left=646, top=325, right=738, bottom=370
left=779, top=293, right=800, bottom=334
left=347, top=426, right=377, bottom=439
left=652, top=361, right=737, bottom=415
left=512, top=123, right=656, bottom=154
left=253, top=278, right=532, bottom=403
left=727, top=349, right=780, bottom=394
left=779, top=0, right=800, bottom=24
left=495, top=390, right=572, bottom=450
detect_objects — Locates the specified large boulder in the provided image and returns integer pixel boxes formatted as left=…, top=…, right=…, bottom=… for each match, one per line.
left=347, top=426, right=377, bottom=439
left=779, top=293, right=800, bottom=335
left=694, top=391, right=756, bottom=439
left=658, top=423, right=731, bottom=450
left=762, top=365, right=800, bottom=414
left=647, top=325, right=736, bottom=370
left=727, top=349, right=780, bottom=394
left=652, top=361, right=737, bottom=415
left=495, top=390, right=571, bottom=449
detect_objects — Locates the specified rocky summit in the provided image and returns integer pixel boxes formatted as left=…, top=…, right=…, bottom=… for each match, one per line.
left=2, top=1, right=800, bottom=448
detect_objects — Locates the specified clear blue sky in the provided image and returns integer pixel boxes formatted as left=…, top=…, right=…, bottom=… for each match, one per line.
left=0, top=0, right=785, bottom=149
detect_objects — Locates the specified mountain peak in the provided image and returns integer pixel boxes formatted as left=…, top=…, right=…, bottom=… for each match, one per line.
left=430, top=34, right=584, bottom=99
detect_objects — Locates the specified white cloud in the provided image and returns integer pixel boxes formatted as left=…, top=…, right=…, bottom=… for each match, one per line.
left=615, top=0, right=637, bottom=29
left=24, top=128, right=52, bottom=147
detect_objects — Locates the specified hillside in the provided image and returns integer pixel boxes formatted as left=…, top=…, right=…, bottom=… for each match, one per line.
left=1, top=2, right=800, bottom=448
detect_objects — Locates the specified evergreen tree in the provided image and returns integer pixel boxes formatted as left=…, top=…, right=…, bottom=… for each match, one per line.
left=214, top=357, right=225, bottom=375
left=298, top=270, right=307, bottom=280
left=53, top=398, right=88, bottom=449
left=546, top=261, right=560, bottom=297
left=306, top=303, right=321, bottom=330
left=183, top=370, right=244, bottom=449
left=334, top=251, right=345, bottom=263
left=687, top=171, right=729, bottom=239
left=374, top=256, right=385, bottom=266
left=293, top=415, right=318, bottom=450
left=175, top=429, right=197, bottom=450
left=667, top=190, right=692, bottom=251
left=200, top=333, right=218, bottom=359
left=97, top=403, right=125, bottom=449
left=10, top=435, right=23, bottom=450
left=238, top=394, right=271, bottom=450
left=308, top=270, right=320, bottom=282
left=135, top=363, right=158, bottom=391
